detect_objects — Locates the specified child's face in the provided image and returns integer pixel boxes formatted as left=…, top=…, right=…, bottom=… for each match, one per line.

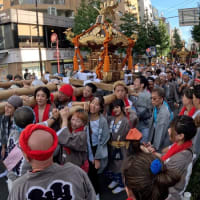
left=113, top=106, right=122, bottom=116
left=71, top=114, right=84, bottom=130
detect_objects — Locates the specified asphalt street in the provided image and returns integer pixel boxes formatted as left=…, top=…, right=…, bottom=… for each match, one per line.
left=0, top=161, right=127, bottom=200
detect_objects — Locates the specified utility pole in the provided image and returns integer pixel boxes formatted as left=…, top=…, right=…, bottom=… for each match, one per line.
left=35, top=0, right=43, bottom=77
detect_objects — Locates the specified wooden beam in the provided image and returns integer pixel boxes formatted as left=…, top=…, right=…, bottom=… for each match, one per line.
left=69, top=78, right=113, bottom=91
left=0, top=83, right=57, bottom=101
left=0, top=79, right=48, bottom=89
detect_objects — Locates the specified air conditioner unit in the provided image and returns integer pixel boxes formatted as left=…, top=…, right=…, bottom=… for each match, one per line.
left=48, top=7, right=57, bottom=16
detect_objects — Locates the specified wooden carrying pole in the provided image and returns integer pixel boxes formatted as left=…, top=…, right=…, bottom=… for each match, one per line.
left=0, top=86, right=84, bottom=114
left=0, top=79, right=47, bottom=89
left=0, top=83, right=57, bottom=101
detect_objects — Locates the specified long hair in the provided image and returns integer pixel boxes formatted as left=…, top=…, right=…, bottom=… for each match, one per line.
left=123, top=153, right=180, bottom=200
left=34, top=86, right=51, bottom=104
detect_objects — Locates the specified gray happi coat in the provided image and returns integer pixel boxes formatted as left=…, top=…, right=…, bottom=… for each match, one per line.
left=58, top=127, right=88, bottom=167
left=107, top=116, right=130, bottom=173
left=166, top=148, right=194, bottom=200
left=87, top=114, right=110, bottom=174
left=8, top=163, right=96, bottom=200
left=148, top=103, right=171, bottom=152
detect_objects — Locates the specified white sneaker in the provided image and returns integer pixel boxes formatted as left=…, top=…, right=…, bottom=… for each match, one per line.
left=96, top=193, right=100, bottom=200
left=108, top=181, right=118, bottom=189
left=112, top=186, right=125, bottom=194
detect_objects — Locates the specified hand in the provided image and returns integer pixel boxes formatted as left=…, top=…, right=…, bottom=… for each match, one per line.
left=83, top=102, right=90, bottom=112
left=174, top=103, right=179, bottom=108
left=94, top=160, right=100, bottom=169
left=21, top=95, right=30, bottom=105
left=52, top=108, right=60, bottom=120
left=60, top=107, right=70, bottom=120
left=1, top=147, right=6, bottom=160
left=140, top=145, right=150, bottom=153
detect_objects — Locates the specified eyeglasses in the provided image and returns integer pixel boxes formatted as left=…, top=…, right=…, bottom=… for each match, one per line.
left=151, top=97, right=161, bottom=101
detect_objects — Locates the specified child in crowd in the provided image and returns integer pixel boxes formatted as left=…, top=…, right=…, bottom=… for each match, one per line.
left=87, top=96, right=110, bottom=200
left=58, top=107, right=89, bottom=172
left=106, top=99, right=131, bottom=194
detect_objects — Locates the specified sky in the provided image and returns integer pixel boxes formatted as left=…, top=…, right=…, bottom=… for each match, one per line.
left=151, top=0, right=199, bottom=45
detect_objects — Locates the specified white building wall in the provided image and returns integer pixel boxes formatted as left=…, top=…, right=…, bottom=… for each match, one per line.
left=138, top=0, right=153, bottom=22
left=0, top=48, right=75, bottom=64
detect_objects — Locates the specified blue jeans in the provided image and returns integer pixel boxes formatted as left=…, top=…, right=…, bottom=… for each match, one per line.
left=139, top=128, right=149, bottom=143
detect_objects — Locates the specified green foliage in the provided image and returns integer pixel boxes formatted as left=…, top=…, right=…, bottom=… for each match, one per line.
left=157, top=19, right=170, bottom=56
left=119, top=12, right=138, bottom=37
left=173, top=28, right=182, bottom=49
left=132, top=17, right=163, bottom=56
left=187, top=157, right=200, bottom=200
left=73, top=0, right=100, bottom=35
left=191, top=25, right=200, bottom=43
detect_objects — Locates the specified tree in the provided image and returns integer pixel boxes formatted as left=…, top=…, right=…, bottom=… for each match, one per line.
left=157, top=19, right=170, bottom=56
left=191, top=25, right=200, bottom=43
left=73, top=0, right=100, bottom=35
left=119, top=12, right=138, bottom=37
left=172, top=27, right=182, bottom=49
left=132, top=16, right=161, bottom=55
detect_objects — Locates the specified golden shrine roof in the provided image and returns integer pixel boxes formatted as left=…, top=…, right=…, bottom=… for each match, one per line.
left=78, top=23, right=133, bottom=47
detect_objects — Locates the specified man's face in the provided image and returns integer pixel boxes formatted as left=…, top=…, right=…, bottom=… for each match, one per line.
left=83, top=86, right=93, bottom=98
left=133, top=78, right=141, bottom=90
left=183, top=75, right=189, bottom=83
left=114, top=85, right=126, bottom=100
left=167, top=72, right=173, bottom=81
left=151, top=92, right=163, bottom=107
left=58, top=91, right=70, bottom=103
left=148, top=80, right=154, bottom=91
left=160, top=75, right=166, bottom=83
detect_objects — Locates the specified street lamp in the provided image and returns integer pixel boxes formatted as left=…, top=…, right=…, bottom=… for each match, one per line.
left=35, top=0, right=43, bottom=77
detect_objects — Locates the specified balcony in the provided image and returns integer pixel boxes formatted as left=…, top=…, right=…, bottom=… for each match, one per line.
left=11, top=0, right=65, bottom=6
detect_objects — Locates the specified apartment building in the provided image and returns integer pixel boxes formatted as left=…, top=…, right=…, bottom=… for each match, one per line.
left=0, top=9, right=74, bottom=80
left=0, top=0, right=85, bottom=80
left=138, top=0, right=153, bottom=22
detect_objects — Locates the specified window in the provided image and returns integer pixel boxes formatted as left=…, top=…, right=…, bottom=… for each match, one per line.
left=11, top=0, right=65, bottom=5
left=0, top=23, right=17, bottom=50
left=47, top=7, right=57, bottom=16
left=17, top=24, right=44, bottom=48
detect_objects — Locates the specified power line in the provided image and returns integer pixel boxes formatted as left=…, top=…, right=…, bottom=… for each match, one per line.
left=160, top=0, right=195, bottom=12
left=164, top=0, right=198, bottom=16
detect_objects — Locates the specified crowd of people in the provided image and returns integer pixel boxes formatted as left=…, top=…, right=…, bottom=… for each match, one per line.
left=0, top=62, right=200, bottom=200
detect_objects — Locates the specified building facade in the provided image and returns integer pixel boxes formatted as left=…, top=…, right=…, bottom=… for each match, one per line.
left=3, top=0, right=82, bottom=17
left=0, top=0, right=86, bottom=80
left=138, top=0, right=153, bottom=22
left=0, top=9, right=74, bottom=80
left=116, top=0, right=140, bottom=23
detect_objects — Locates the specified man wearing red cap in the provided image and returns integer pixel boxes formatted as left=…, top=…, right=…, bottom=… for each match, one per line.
left=8, top=124, right=96, bottom=200
left=54, top=84, right=76, bottom=110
